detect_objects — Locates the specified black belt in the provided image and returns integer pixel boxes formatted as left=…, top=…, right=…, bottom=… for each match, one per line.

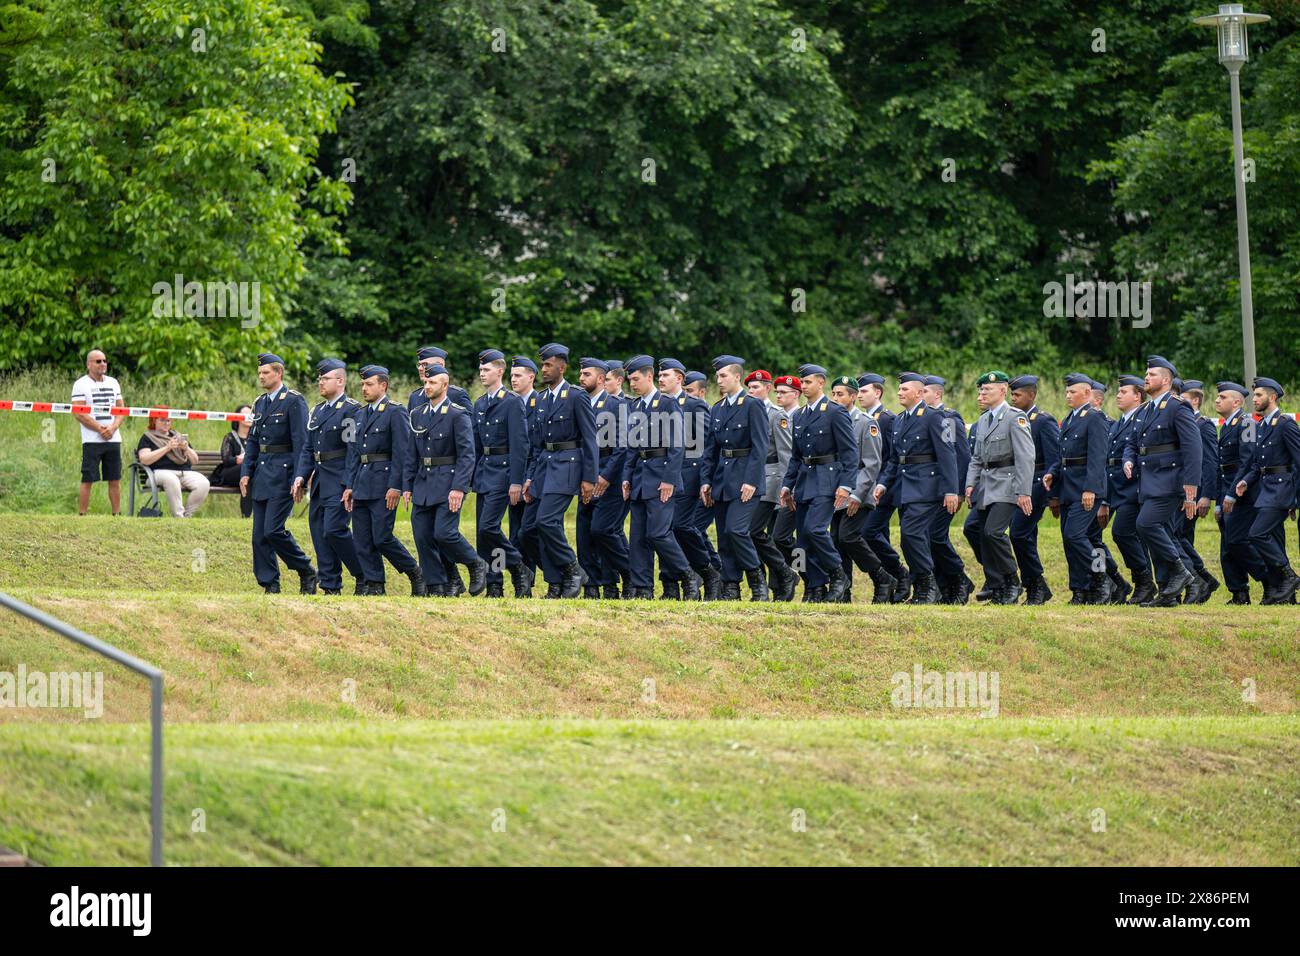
left=1063, top=456, right=1088, bottom=467
left=1107, top=457, right=1124, bottom=467
left=1262, top=465, right=1290, bottom=475
left=1220, top=461, right=1239, bottom=473
left=313, top=449, right=346, bottom=463
left=422, top=456, right=454, bottom=466
left=898, top=453, right=935, bottom=465
left=544, top=441, right=579, bottom=452
left=806, top=454, right=836, bottom=465
left=599, top=449, right=615, bottom=461
left=359, top=453, right=390, bottom=464
left=638, top=448, right=668, bottom=459
left=482, top=445, right=509, bottom=456
left=261, top=443, right=291, bottom=454
left=986, top=457, right=1014, bottom=469
left=722, top=447, right=751, bottom=458
left=1034, top=458, right=1045, bottom=469
left=1139, top=442, right=1179, bottom=455
left=766, top=453, right=779, bottom=464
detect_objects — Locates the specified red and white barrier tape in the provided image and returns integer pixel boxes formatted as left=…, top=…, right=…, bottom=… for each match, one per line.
left=0, top=401, right=248, bottom=422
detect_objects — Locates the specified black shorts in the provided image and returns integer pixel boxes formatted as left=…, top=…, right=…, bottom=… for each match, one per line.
left=81, top=443, right=122, bottom=483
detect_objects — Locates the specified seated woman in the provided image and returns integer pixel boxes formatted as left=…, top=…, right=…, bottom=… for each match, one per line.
left=136, top=414, right=210, bottom=518
left=212, top=405, right=253, bottom=517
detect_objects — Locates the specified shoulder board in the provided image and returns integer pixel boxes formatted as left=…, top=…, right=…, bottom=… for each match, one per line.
left=344, top=397, right=360, bottom=406
left=288, top=388, right=301, bottom=397
left=713, top=398, right=724, bottom=407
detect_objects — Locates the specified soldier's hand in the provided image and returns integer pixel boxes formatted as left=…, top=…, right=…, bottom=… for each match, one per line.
left=1235, top=480, right=1247, bottom=497
left=239, top=475, right=249, bottom=497
left=1041, top=472, right=1053, bottom=492
left=943, top=493, right=959, bottom=515
left=291, top=478, right=303, bottom=502
left=1017, top=494, right=1033, bottom=516
left=846, top=498, right=860, bottom=517
left=1221, top=497, right=1235, bottom=515
left=964, top=486, right=974, bottom=508
left=700, top=485, right=713, bottom=508
left=622, top=480, right=631, bottom=501
left=1047, top=499, right=1060, bottom=519
left=1082, top=491, right=1095, bottom=512
left=509, top=483, right=522, bottom=506
left=1182, top=497, right=1196, bottom=520
left=1196, top=496, right=1211, bottom=518
left=741, top=483, right=757, bottom=503
left=834, top=487, right=850, bottom=510
left=1123, top=461, right=1133, bottom=480
left=341, top=488, right=352, bottom=512
left=1096, top=503, right=1110, bottom=528
left=385, top=488, right=399, bottom=510
left=581, top=480, right=595, bottom=505
left=658, top=482, right=673, bottom=504
left=448, top=490, right=464, bottom=513
left=523, top=479, right=533, bottom=504
left=780, top=488, right=794, bottom=512
left=871, top=483, right=885, bottom=505
left=592, top=476, right=608, bottom=499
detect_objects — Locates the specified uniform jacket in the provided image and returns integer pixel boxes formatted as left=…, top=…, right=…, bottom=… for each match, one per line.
left=937, top=405, right=971, bottom=486
left=703, top=391, right=769, bottom=499
left=1194, top=413, right=1220, bottom=502
left=863, top=405, right=898, bottom=508
left=589, top=390, right=627, bottom=486
left=966, top=402, right=1035, bottom=508
left=844, top=406, right=883, bottom=507
left=472, top=386, right=527, bottom=493
left=1103, top=407, right=1144, bottom=509
left=1025, top=404, right=1060, bottom=507
left=241, top=384, right=308, bottom=501
left=1048, top=405, right=1108, bottom=505
left=1231, top=408, right=1300, bottom=510
left=1121, top=391, right=1203, bottom=502
left=409, top=384, right=473, bottom=415
left=345, top=396, right=409, bottom=500
left=665, top=390, right=712, bottom=498
left=876, top=402, right=959, bottom=505
left=295, top=393, right=362, bottom=500
left=526, top=380, right=598, bottom=497
left=404, top=397, right=475, bottom=505
left=762, top=401, right=794, bottom=504
left=1217, top=408, right=1256, bottom=505
left=781, top=396, right=857, bottom=503
left=622, top=389, right=684, bottom=499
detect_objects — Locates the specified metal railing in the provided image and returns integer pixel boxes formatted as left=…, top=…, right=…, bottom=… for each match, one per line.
left=0, top=591, right=163, bottom=866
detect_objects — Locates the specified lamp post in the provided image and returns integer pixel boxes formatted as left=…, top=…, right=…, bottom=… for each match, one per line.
left=1194, top=4, right=1270, bottom=386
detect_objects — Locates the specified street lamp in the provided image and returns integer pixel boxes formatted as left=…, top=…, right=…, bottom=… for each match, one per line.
left=1194, top=4, right=1270, bottom=385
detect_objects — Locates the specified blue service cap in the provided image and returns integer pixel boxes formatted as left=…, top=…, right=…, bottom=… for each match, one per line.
left=898, top=371, right=926, bottom=385
left=922, top=375, right=946, bottom=388
left=605, top=359, right=624, bottom=370
left=712, top=354, right=745, bottom=371
left=1182, top=379, right=1204, bottom=392
left=625, top=354, right=654, bottom=375
left=1253, top=376, right=1285, bottom=398
left=580, top=357, right=608, bottom=372
left=1146, top=355, right=1177, bottom=375
left=1090, top=379, right=1107, bottom=392
left=539, top=343, right=569, bottom=361
left=417, top=346, right=447, bottom=361
left=257, top=352, right=285, bottom=366
left=684, top=371, right=707, bottom=386
left=1063, top=372, right=1093, bottom=387
left=798, top=363, right=828, bottom=378
left=511, top=356, right=538, bottom=373
left=659, top=358, right=686, bottom=374
left=1215, top=381, right=1248, bottom=397
left=359, top=364, right=390, bottom=379
left=1118, top=375, right=1145, bottom=389
left=857, top=373, right=885, bottom=388
left=478, top=349, right=505, bottom=364
left=422, top=364, right=448, bottom=378
left=1009, top=375, right=1039, bottom=391
left=316, top=357, right=345, bottom=375
left=1172, top=377, right=1184, bottom=393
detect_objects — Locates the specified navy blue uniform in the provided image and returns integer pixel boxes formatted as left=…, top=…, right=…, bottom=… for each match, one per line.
left=242, top=384, right=315, bottom=588
left=473, top=385, right=527, bottom=588
left=861, top=405, right=905, bottom=580
left=929, top=405, right=968, bottom=591
left=1103, top=406, right=1150, bottom=579
left=404, top=396, right=480, bottom=586
left=1233, top=408, right=1300, bottom=578
left=522, top=381, right=598, bottom=583
left=781, top=396, right=858, bottom=587
left=1009, top=405, right=1059, bottom=587
left=510, top=389, right=543, bottom=584
left=1047, top=404, right=1109, bottom=592
left=579, top=390, right=631, bottom=591
left=875, top=402, right=960, bottom=584
left=1176, top=412, right=1220, bottom=579
left=621, top=389, right=691, bottom=589
left=702, top=391, right=770, bottom=583
left=345, top=395, right=419, bottom=586
left=1216, top=408, right=1267, bottom=593
left=295, top=394, right=363, bottom=591
left=667, top=390, right=717, bottom=580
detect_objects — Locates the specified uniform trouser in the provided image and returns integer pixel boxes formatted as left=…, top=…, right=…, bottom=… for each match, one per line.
left=750, top=499, right=789, bottom=577
left=1135, top=495, right=1187, bottom=582
left=476, top=490, right=521, bottom=587
left=411, top=501, right=480, bottom=585
left=796, top=495, right=841, bottom=587
left=589, top=490, right=631, bottom=585
left=713, top=495, right=761, bottom=581
left=1087, top=516, right=1119, bottom=576
left=929, top=504, right=965, bottom=583
left=576, top=497, right=606, bottom=587
left=1109, top=502, right=1149, bottom=575
left=834, top=505, right=880, bottom=575
left=1009, top=477, right=1048, bottom=582
left=1178, top=514, right=1206, bottom=576
left=971, top=503, right=1018, bottom=588
left=1248, top=506, right=1294, bottom=575
left=962, top=506, right=983, bottom=569
left=863, top=503, right=905, bottom=577
left=1218, top=505, right=1267, bottom=591
left=773, top=504, right=796, bottom=565
left=252, top=494, right=313, bottom=587
left=693, top=497, right=722, bottom=570
left=1060, top=501, right=1099, bottom=591
left=308, top=490, right=361, bottom=590
left=352, top=496, right=418, bottom=583
left=629, top=496, right=690, bottom=589
left=897, top=502, right=939, bottom=578
left=522, top=492, right=577, bottom=583
left=667, top=492, right=713, bottom=577
left=511, top=498, right=538, bottom=573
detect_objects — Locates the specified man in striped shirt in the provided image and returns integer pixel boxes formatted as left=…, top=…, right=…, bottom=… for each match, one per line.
left=72, top=349, right=125, bottom=515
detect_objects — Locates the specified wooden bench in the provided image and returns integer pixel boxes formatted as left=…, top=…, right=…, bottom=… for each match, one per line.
left=128, top=450, right=239, bottom=516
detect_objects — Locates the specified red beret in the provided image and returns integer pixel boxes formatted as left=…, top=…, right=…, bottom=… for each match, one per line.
left=744, top=369, right=772, bottom=385
left=773, top=375, right=802, bottom=391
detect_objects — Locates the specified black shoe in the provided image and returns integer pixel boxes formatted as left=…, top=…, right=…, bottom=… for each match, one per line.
left=635, top=587, right=655, bottom=600
left=1227, top=589, right=1251, bottom=605
left=262, top=582, right=280, bottom=595
left=1197, top=572, right=1220, bottom=604
left=321, top=587, right=342, bottom=595
left=560, top=561, right=583, bottom=599
left=868, top=566, right=897, bottom=604
left=1023, top=578, right=1048, bottom=605
left=1264, top=571, right=1300, bottom=606
left=824, top=566, right=849, bottom=604
left=427, top=583, right=450, bottom=598
left=299, top=570, right=319, bottom=595
left=407, top=569, right=427, bottom=597
left=891, top=570, right=912, bottom=604
left=353, top=579, right=367, bottom=596
left=806, top=585, right=828, bottom=603
left=975, top=582, right=994, bottom=602
left=746, top=566, right=770, bottom=602
left=774, top=565, right=798, bottom=602
left=681, top=575, right=700, bottom=600
left=603, top=584, right=621, bottom=599
left=448, top=572, right=465, bottom=597
left=545, top=581, right=562, bottom=599
left=370, top=581, right=386, bottom=596
left=583, top=584, right=601, bottom=599
left=957, top=573, right=975, bottom=604
left=510, top=566, right=532, bottom=598
left=660, top=579, right=681, bottom=601
left=1107, top=572, right=1132, bottom=605
left=1087, top=573, right=1110, bottom=605
left=466, top=560, right=488, bottom=596
left=1183, top=574, right=1209, bottom=606
left=698, top=566, right=722, bottom=601
left=486, top=583, right=505, bottom=599
left=1153, top=565, right=1194, bottom=607
left=1129, top=575, right=1156, bottom=606
left=936, top=577, right=956, bottom=605
left=907, top=574, right=940, bottom=604
left=720, top=581, right=742, bottom=601
left=993, top=583, right=1024, bottom=605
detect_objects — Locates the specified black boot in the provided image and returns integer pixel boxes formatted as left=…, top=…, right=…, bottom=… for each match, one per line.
left=466, top=559, right=488, bottom=596
left=636, top=587, right=655, bottom=600
left=262, top=582, right=280, bottom=595
left=560, top=561, right=583, bottom=598
left=407, top=569, right=427, bottom=597
left=1263, top=570, right=1300, bottom=606
left=681, top=575, right=700, bottom=600
left=660, top=579, right=681, bottom=601
left=1153, top=564, right=1194, bottom=607
left=544, top=581, right=562, bottom=599
left=824, top=566, right=849, bottom=604
left=1128, top=571, right=1156, bottom=606
left=583, top=584, right=602, bottom=599
left=321, top=587, right=342, bottom=595
left=1183, top=571, right=1209, bottom=605
left=774, top=565, right=798, bottom=602
left=746, top=566, right=769, bottom=602
left=486, top=583, right=505, bottom=598
left=891, top=569, right=912, bottom=604
left=993, top=581, right=1024, bottom=605
left=908, top=573, right=940, bottom=604
left=807, top=585, right=828, bottom=603
left=510, top=565, right=533, bottom=598
left=719, top=581, right=741, bottom=601
left=975, top=580, right=994, bottom=601
left=603, top=583, right=621, bottom=599
left=299, top=569, right=319, bottom=595
left=428, top=583, right=449, bottom=598
left=1197, top=571, right=1220, bottom=604
left=1087, top=572, right=1110, bottom=605
left=1107, top=571, right=1131, bottom=605
left=957, top=573, right=975, bottom=604
left=448, top=572, right=465, bottom=597
left=1227, top=589, right=1251, bottom=605
left=1069, top=590, right=1089, bottom=605
left=868, top=566, right=897, bottom=604
left=699, top=565, right=723, bottom=602
left=370, top=581, right=386, bottom=596
left=353, top=579, right=366, bottom=596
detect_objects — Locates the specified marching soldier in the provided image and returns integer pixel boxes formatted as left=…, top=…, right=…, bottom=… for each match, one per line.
left=1213, top=382, right=1268, bottom=603
left=621, top=355, right=694, bottom=599
left=1224, top=377, right=1300, bottom=605
left=1121, top=356, right=1207, bottom=607
left=701, top=355, right=772, bottom=601
left=240, top=353, right=318, bottom=595
left=604, top=360, right=629, bottom=399
left=769, top=375, right=803, bottom=595
left=342, top=365, right=425, bottom=597
left=964, top=371, right=1035, bottom=604
left=1177, top=380, right=1221, bottom=602
left=292, top=358, right=363, bottom=595
left=684, top=371, right=709, bottom=401
left=661, top=359, right=723, bottom=600
left=402, top=365, right=487, bottom=597
left=1099, top=375, right=1154, bottom=605
left=409, top=346, right=473, bottom=412
left=830, top=376, right=896, bottom=603
left=585, top=359, right=633, bottom=599
left=521, top=343, right=596, bottom=599
left=921, top=375, right=972, bottom=603
left=1007, top=375, right=1059, bottom=604
left=781, top=363, right=855, bottom=602
left=857, top=373, right=908, bottom=601
left=746, top=370, right=799, bottom=601
left=963, top=386, right=992, bottom=598
left=472, top=349, right=529, bottom=598
left=1044, top=373, right=1110, bottom=603
left=508, top=356, right=541, bottom=596
left=1086, top=379, right=1129, bottom=603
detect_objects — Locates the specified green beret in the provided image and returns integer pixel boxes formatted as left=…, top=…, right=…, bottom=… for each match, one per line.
left=830, top=375, right=857, bottom=391
left=978, top=370, right=1010, bottom=385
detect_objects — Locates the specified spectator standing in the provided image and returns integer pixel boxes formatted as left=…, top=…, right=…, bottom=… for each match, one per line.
left=72, top=349, right=125, bottom=515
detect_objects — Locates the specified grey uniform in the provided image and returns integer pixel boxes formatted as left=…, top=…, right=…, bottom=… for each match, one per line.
left=763, top=400, right=793, bottom=503
left=965, top=401, right=1035, bottom=591
left=844, top=406, right=883, bottom=509
left=752, top=400, right=797, bottom=582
